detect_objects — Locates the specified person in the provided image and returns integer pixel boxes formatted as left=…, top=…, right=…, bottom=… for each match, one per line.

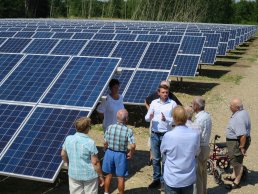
left=97, top=78, right=124, bottom=132
left=184, top=105, right=195, bottom=127
left=145, top=80, right=182, bottom=166
left=161, top=106, right=200, bottom=194
left=145, top=84, right=177, bottom=189
left=192, top=96, right=212, bottom=194
left=224, top=97, right=251, bottom=190
left=102, top=109, right=136, bottom=194
left=61, top=117, right=104, bottom=194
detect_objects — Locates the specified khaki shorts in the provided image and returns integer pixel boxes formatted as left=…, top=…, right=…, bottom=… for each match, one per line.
left=226, top=137, right=251, bottom=166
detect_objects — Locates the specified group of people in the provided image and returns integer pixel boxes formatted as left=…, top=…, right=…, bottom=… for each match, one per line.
left=61, top=79, right=251, bottom=194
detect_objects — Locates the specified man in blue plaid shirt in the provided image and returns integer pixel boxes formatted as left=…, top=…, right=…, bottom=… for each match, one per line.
left=102, top=109, right=136, bottom=194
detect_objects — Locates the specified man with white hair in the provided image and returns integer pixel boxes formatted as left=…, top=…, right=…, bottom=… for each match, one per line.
left=224, top=97, right=251, bottom=190
left=192, top=96, right=212, bottom=194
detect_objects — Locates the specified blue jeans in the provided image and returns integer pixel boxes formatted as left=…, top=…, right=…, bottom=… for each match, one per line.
left=150, top=132, right=164, bottom=182
left=165, top=183, right=193, bottom=194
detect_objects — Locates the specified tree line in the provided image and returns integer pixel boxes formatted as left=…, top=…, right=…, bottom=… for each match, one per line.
left=0, top=0, right=258, bottom=24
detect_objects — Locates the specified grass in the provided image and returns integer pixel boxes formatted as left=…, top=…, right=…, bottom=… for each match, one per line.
left=221, top=74, right=243, bottom=85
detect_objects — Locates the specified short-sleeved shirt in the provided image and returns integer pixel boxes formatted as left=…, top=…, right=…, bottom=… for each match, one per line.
left=145, top=91, right=182, bottom=106
left=193, top=110, right=212, bottom=146
left=97, top=94, right=124, bottom=132
left=104, top=123, right=135, bottom=152
left=160, top=125, right=200, bottom=188
left=62, top=132, right=98, bottom=181
left=226, top=109, right=251, bottom=139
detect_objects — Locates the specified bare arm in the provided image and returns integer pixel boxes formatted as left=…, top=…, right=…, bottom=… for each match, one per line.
left=144, top=100, right=150, bottom=110
left=91, top=155, right=104, bottom=186
left=127, top=144, right=136, bottom=159
left=61, top=149, right=69, bottom=164
left=239, top=135, right=247, bottom=156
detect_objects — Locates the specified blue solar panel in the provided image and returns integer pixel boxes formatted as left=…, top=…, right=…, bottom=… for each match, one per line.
left=72, top=32, right=94, bottom=39
left=51, top=28, right=66, bottom=33
left=149, top=31, right=166, bottom=35
left=203, top=33, right=220, bottom=47
left=32, top=32, right=54, bottom=38
left=217, top=43, right=228, bottom=55
left=123, top=71, right=168, bottom=104
left=0, top=54, right=23, bottom=82
left=99, top=29, right=115, bottom=33
left=0, top=38, right=31, bottom=53
left=114, top=34, right=136, bottom=41
left=67, top=29, right=82, bottom=33
left=200, top=48, right=217, bottom=64
left=52, top=32, right=73, bottom=39
left=167, top=31, right=184, bottom=36
left=51, top=39, right=87, bottom=55
left=178, top=36, right=205, bottom=54
left=217, top=31, right=230, bottom=42
left=0, top=32, right=15, bottom=37
left=41, top=57, right=120, bottom=107
left=0, top=38, right=6, bottom=46
left=111, top=41, right=147, bottom=68
left=93, top=33, right=115, bottom=40
left=0, top=104, right=32, bottom=154
left=159, top=35, right=182, bottom=43
left=136, top=35, right=159, bottom=42
left=139, top=43, right=180, bottom=70
left=0, top=107, right=88, bottom=182
left=80, top=40, right=117, bottom=57
left=227, top=39, right=235, bottom=50
left=170, top=55, right=200, bottom=77
left=14, top=32, right=35, bottom=38
left=115, top=30, right=131, bottom=34
left=24, top=39, right=58, bottom=54
left=0, top=55, right=69, bottom=102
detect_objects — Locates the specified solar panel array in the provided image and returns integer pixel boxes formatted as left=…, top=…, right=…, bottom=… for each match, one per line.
left=0, top=19, right=256, bottom=182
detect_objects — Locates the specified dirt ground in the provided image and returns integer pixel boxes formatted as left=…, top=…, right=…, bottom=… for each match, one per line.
left=1, top=37, right=258, bottom=194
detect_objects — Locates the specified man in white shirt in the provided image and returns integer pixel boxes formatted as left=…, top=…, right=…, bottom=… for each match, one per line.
left=192, top=96, right=212, bottom=194
left=145, top=84, right=177, bottom=189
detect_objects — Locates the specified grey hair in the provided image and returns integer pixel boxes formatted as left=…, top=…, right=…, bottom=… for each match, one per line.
left=194, top=96, right=205, bottom=110
left=117, top=109, right=128, bottom=123
left=184, top=106, right=194, bottom=120
left=160, top=80, right=170, bottom=88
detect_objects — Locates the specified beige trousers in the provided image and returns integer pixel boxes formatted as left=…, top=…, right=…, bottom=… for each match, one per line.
left=69, top=177, right=98, bottom=194
left=194, top=146, right=210, bottom=194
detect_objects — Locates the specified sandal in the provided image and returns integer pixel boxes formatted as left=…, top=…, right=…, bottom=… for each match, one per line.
left=225, top=182, right=241, bottom=190
left=224, top=176, right=235, bottom=182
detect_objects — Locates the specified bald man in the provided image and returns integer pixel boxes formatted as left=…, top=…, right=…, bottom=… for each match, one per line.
left=102, top=109, right=136, bottom=194
left=225, top=98, right=251, bottom=190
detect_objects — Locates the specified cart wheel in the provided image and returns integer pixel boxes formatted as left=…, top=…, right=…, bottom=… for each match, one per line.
left=207, top=159, right=214, bottom=175
left=214, top=167, right=223, bottom=185
left=216, top=157, right=230, bottom=171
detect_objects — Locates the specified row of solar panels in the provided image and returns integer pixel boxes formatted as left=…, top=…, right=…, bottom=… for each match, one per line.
left=0, top=19, right=256, bottom=183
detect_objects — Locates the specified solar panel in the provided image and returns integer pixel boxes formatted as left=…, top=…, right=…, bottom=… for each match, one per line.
left=227, top=39, right=235, bottom=50
left=136, top=34, right=159, bottom=42
left=51, top=39, right=87, bottom=55
left=200, top=48, right=217, bottom=64
left=24, top=39, right=59, bottom=54
left=203, top=33, right=220, bottom=47
left=0, top=54, right=23, bottom=82
left=80, top=40, right=117, bottom=57
left=114, top=34, right=137, bottom=41
left=178, top=36, right=205, bottom=54
left=217, top=43, right=228, bottom=55
left=0, top=38, right=31, bottom=53
left=93, top=33, right=115, bottom=40
left=14, top=32, right=35, bottom=38
left=72, top=32, right=94, bottom=39
left=0, top=55, right=69, bottom=102
left=111, top=41, right=147, bottom=68
left=159, top=35, right=182, bottom=43
left=123, top=70, right=169, bottom=104
left=170, top=55, right=200, bottom=77
left=52, top=32, right=73, bottom=39
left=32, top=32, right=54, bottom=38
left=0, top=107, right=89, bottom=182
left=41, top=57, right=121, bottom=107
left=139, top=43, right=180, bottom=70
left=0, top=104, right=32, bottom=154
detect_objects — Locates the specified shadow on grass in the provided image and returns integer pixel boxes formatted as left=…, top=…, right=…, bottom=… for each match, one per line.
left=171, top=81, right=219, bottom=96
left=198, top=69, right=230, bottom=79
left=214, top=60, right=237, bottom=67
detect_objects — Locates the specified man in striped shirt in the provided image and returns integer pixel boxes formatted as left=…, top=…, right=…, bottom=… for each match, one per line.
left=102, top=109, right=136, bottom=194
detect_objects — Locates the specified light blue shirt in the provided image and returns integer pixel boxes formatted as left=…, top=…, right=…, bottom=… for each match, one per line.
left=193, top=110, right=212, bottom=146
left=160, top=125, right=200, bottom=188
left=226, top=108, right=251, bottom=139
left=62, top=132, right=98, bottom=181
left=145, top=98, right=177, bottom=133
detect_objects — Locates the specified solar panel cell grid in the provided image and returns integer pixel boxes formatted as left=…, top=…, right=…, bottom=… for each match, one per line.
left=24, top=39, right=59, bottom=54
left=41, top=57, right=120, bottom=107
left=159, top=35, right=182, bottom=43
left=14, top=32, right=35, bottom=38
left=178, top=36, right=205, bottom=55
left=0, top=107, right=88, bottom=182
left=136, top=34, right=159, bottom=42
left=0, top=55, right=69, bottom=102
left=114, top=34, right=136, bottom=41
left=93, top=33, right=115, bottom=40
left=52, top=32, right=74, bottom=39
left=51, top=39, right=87, bottom=56
left=0, top=38, right=31, bottom=53
left=200, top=48, right=217, bottom=64
left=32, top=32, right=54, bottom=38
